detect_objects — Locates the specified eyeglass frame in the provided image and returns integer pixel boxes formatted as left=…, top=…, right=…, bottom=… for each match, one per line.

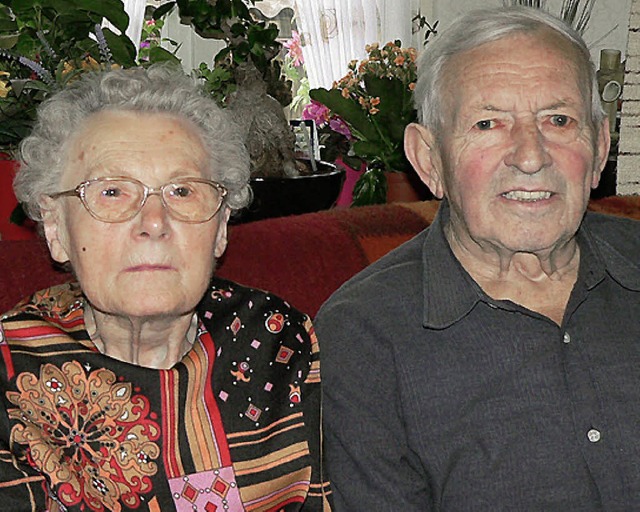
left=49, top=176, right=228, bottom=224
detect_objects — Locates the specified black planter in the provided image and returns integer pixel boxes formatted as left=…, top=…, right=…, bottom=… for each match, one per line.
left=234, top=161, right=345, bottom=223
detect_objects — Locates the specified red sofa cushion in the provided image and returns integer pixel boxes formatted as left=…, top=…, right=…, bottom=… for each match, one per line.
left=0, top=203, right=436, bottom=317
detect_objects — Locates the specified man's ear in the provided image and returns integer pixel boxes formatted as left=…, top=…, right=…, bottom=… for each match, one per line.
left=591, top=117, right=611, bottom=189
left=40, top=196, right=70, bottom=264
left=214, top=206, right=231, bottom=258
left=404, top=123, right=445, bottom=199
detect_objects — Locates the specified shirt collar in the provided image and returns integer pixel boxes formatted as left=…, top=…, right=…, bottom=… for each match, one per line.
left=422, top=200, right=485, bottom=329
left=579, top=212, right=640, bottom=291
left=421, top=202, right=640, bottom=329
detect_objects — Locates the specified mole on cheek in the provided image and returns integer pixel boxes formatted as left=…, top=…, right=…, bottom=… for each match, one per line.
left=82, top=247, right=87, bottom=252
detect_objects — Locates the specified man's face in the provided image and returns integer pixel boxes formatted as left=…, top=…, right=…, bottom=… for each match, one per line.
left=433, top=31, right=609, bottom=256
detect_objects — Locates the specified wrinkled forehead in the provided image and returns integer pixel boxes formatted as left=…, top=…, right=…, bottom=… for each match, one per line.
left=440, top=28, right=590, bottom=118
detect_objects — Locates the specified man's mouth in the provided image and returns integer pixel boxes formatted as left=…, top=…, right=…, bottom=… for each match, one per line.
left=502, top=190, right=552, bottom=202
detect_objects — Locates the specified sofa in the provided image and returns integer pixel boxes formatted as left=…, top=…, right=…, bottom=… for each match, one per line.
left=2, top=197, right=640, bottom=318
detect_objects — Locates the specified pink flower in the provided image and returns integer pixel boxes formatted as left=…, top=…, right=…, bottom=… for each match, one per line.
left=302, top=100, right=330, bottom=126
left=329, top=116, right=352, bottom=139
left=284, top=30, right=304, bottom=66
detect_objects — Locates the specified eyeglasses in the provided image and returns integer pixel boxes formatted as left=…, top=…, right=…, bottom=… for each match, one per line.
left=50, top=176, right=228, bottom=223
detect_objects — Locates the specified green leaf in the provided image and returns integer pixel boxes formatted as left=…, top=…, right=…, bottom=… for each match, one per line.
left=9, top=202, right=27, bottom=226
left=351, top=167, right=387, bottom=206
left=364, top=75, right=416, bottom=144
left=153, top=1, right=176, bottom=19
left=102, top=28, right=136, bottom=68
left=73, top=0, right=130, bottom=33
left=310, top=88, right=380, bottom=143
left=146, top=45, right=181, bottom=65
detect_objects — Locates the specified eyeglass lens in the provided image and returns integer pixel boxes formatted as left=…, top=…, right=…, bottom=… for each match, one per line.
left=82, top=179, right=223, bottom=223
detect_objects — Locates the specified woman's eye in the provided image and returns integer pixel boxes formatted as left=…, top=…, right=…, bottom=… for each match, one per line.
left=171, top=186, right=193, bottom=198
left=475, top=119, right=495, bottom=130
left=101, top=187, right=122, bottom=198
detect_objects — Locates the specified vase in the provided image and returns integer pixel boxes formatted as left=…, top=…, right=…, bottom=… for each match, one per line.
left=234, top=160, right=345, bottom=223
left=385, top=171, right=431, bottom=203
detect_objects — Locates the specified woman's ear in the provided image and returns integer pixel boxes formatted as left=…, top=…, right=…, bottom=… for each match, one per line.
left=213, top=206, right=231, bottom=258
left=404, top=123, right=445, bottom=199
left=40, top=196, right=70, bottom=264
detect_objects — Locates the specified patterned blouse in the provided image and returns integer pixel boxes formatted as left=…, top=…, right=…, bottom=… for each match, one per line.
left=0, top=278, right=331, bottom=511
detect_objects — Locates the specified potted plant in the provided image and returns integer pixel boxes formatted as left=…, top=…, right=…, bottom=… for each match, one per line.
left=0, top=0, right=178, bottom=238
left=155, top=0, right=310, bottom=179
left=150, top=0, right=344, bottom=222
left=309, top=40, right=430, bottom=205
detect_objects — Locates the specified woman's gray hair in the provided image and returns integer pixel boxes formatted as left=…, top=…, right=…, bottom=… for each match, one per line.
left=15, top=64, right=251, bottom=220
left=414, top=6, right=605, bottom=137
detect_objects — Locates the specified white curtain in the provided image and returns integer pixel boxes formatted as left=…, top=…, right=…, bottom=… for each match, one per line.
left=123, top=0, right=147, bottom=51
left=294, top=0, right=420, bottom=89
left=103, top=0, right=147, bottom=56
left=294, top=0, right=378, bottom=89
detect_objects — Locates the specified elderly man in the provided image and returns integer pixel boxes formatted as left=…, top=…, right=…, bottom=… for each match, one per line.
left=315, top=6, right=640, bottom=511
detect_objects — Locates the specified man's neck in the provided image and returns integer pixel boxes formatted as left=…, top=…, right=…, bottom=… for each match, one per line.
left=446, top=226, right=580, bottom=325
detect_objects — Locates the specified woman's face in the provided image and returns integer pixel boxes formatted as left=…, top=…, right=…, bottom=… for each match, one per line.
left=43, top=110, right=230, bottom=319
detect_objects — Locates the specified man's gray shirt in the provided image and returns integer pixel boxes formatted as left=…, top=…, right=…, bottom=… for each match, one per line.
left=316, top=201, right=640, bottom=511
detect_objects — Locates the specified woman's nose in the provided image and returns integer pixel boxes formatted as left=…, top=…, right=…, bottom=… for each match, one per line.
left=135, top=193, right=171, bottom=239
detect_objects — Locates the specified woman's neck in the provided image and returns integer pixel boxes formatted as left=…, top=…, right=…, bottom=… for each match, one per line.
left=84, top=303, right=198, bottom=369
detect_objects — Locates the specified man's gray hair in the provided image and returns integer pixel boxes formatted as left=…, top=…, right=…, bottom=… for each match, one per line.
left=14, top=64, right=251, bottom=220
left=414, top=6, right=605, bottom=136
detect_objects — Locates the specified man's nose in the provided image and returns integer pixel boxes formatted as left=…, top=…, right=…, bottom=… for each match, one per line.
left=503, top=118, right=552, bottom=174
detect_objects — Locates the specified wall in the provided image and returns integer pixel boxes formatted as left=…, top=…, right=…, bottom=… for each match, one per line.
left=617, top=0, right=640, bottom=194
left=431, top=0, right=632, bottom=66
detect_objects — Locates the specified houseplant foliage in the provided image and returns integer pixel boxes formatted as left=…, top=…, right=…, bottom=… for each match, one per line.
left=309, top=41, right=419, bottom=205
left=155, top=0, right=301, bottom=178
left=0, top=0, right=142, bottom=149
left=0, top=0, right=181, bottom=226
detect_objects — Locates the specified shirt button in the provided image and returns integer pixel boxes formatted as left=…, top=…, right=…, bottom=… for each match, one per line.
left=587, top=429, right=601, bottom=443
left=563, top=332, right=571, bottom=344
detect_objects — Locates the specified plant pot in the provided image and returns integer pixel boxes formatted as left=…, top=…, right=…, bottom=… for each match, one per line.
left=234, top=161, right=345, bottom=223
left=385, top=171, right=431, bottom=203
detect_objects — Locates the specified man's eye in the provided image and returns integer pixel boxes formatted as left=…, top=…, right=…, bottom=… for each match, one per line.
left=475, top=119, right=494, bottom=130
left=550, top=114, right=571, bottom=127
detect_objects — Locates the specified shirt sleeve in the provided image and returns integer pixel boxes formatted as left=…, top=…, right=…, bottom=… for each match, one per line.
left=315, top=300, right=433, bottom=511
left=300, top=316, right=333, bottom=512
left=0, top=321, right=48, bottom=511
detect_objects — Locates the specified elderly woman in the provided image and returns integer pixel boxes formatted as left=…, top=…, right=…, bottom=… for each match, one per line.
left=0, top=65, right=331, bottom=511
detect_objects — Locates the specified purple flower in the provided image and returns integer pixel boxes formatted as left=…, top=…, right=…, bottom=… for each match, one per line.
left=140, top=41, right=151, bottom=49
left=329, top=116, right=352, bottom=139
left=302, top=100, right=330, bottom=126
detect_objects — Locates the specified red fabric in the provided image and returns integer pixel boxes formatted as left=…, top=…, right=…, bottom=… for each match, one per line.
left=0, top=204, right=432, bottom=317
left=218, top=211, right=370, bottom=316
left=0, top=159, right=38, bottom=241
left=0, top=239, right=72, bottom=313
left=6, top=197, right=639, bottom=319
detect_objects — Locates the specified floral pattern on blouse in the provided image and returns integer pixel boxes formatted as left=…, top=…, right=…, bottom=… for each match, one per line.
left=6, top=361, right=160, bottom=511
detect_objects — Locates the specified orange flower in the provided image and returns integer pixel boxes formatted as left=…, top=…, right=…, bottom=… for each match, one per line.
left=0, top=71, right=10, bottom=99
left=394, top=55, right=405, bottom=66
